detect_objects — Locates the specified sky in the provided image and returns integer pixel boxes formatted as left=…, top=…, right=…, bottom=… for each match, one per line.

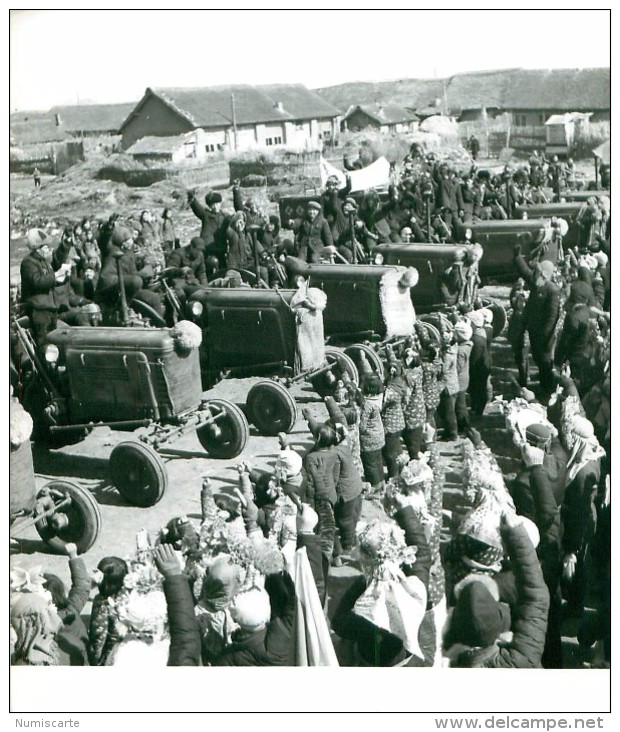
left=10, top=8, right=611, bottom=112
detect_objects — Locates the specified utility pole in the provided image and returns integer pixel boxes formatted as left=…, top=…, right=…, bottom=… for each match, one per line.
left=231, top=93, right=238, bottom=151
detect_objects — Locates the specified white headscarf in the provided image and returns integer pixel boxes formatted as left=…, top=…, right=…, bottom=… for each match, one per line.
left=565, top=416, right=606, bottom=486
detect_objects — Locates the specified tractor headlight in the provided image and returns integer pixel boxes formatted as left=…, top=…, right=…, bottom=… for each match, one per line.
left=374, top=253, right=384, bottom=265
left=44, top=344, right=59, bottom=364
left=190, top=301, right=203, bottom=318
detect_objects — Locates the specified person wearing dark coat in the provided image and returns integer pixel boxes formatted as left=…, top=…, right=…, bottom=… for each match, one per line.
left=292, top=202, right=333, bottom=263
left=331, top=502, right=431, bottom=667
left=560, top=416, right=605, bottom=619
left=436, top=169, right=459, bottom=231
left=40, top=543, right=91, bottom=666
left=443, top=514, right=550, bottom=668
left=507, top=280, right=530, bottom=387
left=161, top=208, right=176, bottom=256
left=468, top=135, right=480, bottom=161
left=377, top=186, right=411, bottom=242
left=225, top=212, right=265, bottom=275
left=456, top=176, right=477, bottom=222
left=320, top=174, right=351, bottom=241
left=20, top=229, right=71, bottom=348
left=214, top=573, right=296, bottom=667
left=510, top=425, right=567, bottom=669
left=440, top=249, right=467, bottom=307
left=513, top=251, right=561, bottom=395
left=153, top=545, right=296, bottom=666
left=187, top=190, right=228, bottom=264
left=336, top=198, right=377, bottom=261
left=296, top=505, right=328, bottom=607
left=167, top=237, right=208, bottom=300
left=467, top=309, right=492, bottom=416
left=303, top=424, right=340, bottom=567
left=555, top=307, right=595, bottom=396
left=95, top=224, right=164, bottom=317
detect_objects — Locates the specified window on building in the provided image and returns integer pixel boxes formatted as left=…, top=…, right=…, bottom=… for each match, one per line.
left=514, top=114, right=527, bottom=127
left=183, top=142, right=196, bottom=158
left=266, top=136, right=282, bottom=146
left=205, top=144, right=215, bottom=153
left=266, top=138, right=273, bottom=146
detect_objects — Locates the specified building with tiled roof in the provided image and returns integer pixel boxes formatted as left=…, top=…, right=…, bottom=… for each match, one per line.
left=342, top=103, right=418, bottom=133
left=119, top=84, right=341, bottom=152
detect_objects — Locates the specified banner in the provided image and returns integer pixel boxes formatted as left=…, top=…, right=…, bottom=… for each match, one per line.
left=319, top=156, right=391, bottom=193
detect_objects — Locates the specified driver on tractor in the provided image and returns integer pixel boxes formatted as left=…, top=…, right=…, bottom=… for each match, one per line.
left=166, top=237, right=208, bottom=302
left=95, top=223, right=165, bottom=321
left=20, top=229, right=72, bottom=350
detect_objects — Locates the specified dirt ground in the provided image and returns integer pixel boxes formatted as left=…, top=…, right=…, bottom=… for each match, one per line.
left=9, top=164, right=593, bottom=668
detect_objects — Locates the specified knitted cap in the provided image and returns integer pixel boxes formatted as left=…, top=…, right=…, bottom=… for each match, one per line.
left=201, top=556, right=242, bottom=607
left=230, top=588, right=271, bottom=629
left=276, top=447, right=303, bottom=478
left=525, top=423, right=552, bottom=447
left=445, top=580, right=511, bottom=649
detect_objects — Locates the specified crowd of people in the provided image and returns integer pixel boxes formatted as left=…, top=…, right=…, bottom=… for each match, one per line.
left=10, top=141, right=611, bottom=669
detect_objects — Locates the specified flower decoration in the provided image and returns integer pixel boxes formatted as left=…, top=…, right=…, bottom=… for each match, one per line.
left=357, top=520, right=418, bottom=577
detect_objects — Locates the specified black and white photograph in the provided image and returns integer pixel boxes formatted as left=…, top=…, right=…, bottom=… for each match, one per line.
left=8, top=6, right=613, bottom=720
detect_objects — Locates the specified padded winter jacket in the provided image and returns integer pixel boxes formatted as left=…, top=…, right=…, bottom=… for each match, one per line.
left=452, top=524, right=550, bottom=668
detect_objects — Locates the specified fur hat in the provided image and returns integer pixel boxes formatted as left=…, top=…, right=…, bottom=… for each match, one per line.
left=445, top=579, right=511, bottom=649
left=110, top=225, right=133, bottom=247
left=525, top=423, right=552, bottom=448
left=453, top=319, right=473, bottom=342
left=206, top=192, right=222, bottom=205
left=398, top=267, right=419, bottom=289
left=26, top=229, right=49, bottom=251
left=230, top=588, right=271, bottom=629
